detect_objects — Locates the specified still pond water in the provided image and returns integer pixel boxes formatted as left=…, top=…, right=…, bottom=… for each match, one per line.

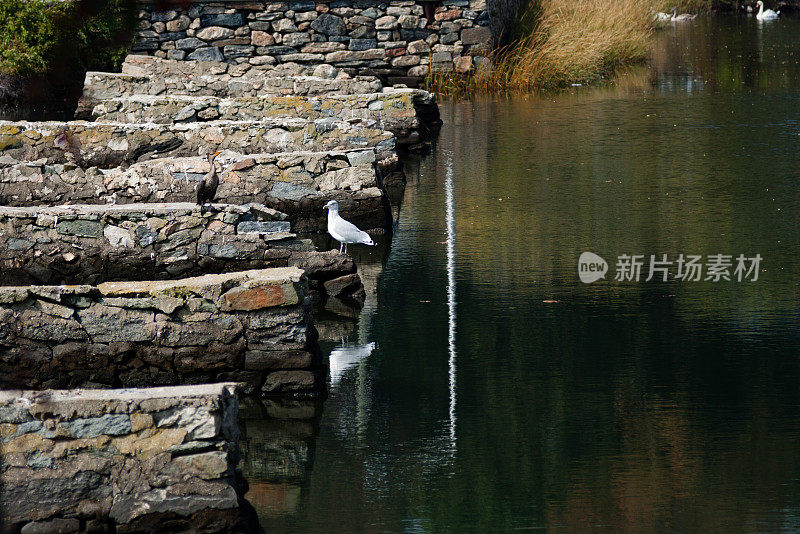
left=243, top=16, right=800, bottom=532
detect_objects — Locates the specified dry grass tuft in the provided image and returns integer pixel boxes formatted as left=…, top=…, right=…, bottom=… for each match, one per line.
left=428, top=0, right=707, bottom=96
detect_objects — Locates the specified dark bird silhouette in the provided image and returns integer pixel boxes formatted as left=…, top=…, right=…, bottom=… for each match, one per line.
left=197, top=151, right=221, bottom=211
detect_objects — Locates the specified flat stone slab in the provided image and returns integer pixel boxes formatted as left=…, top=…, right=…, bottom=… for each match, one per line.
left=81, top=70, right=383, bottom=101
left=0, top=268, right=325, bottom=395
left=122, top=55, right=377, bottom=83
left=0, top=383, right=244, bottom=530
left=0, top=381, right=238, bottom=406
left=0, top=118, right=396, bottom=169
left=0, top=201, right=284, bottom=219
left=0, top=149, right=390, bottom=233
left=87, top=89, right=432, bottom=142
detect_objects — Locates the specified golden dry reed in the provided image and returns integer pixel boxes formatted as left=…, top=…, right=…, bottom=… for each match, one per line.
left=427, top=0, right=707, bottom=96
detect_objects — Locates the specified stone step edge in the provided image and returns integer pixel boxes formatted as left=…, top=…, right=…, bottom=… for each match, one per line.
left=0, top=144, right=398, bottom=173
left=0, top=116, right=385, bottom=131
left=0, top=382, right=241, bottom=406
left=0, top=266, right=306, bottom=302
left=87, top=87, right=430, bottom=106
left=85, top=70, right=380, bottom=84
left=1, top=147, right=381, bottom=168
left=119, top=55, right=380, bottom=78
left=0, top=202, right=287, bottom=221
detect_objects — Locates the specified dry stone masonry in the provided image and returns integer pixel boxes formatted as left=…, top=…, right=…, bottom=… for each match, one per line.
left=0, top=118, right=396, bottom=169
left=0, top=1, right=451, bottom=527
left=85, top=57, right=383, bottom=100
left=0, top=150, right=390, bottom=233
left=84, top=89, right=435, bottom=145
left=0, top=383, right=246, bottom=532
left=0, top=202, right=365, bottom=305
left=0, top=269, right=325, bottom=396
left=133, top=0, right=493, bottom=85
left=0, top=202, right=298, bottom=284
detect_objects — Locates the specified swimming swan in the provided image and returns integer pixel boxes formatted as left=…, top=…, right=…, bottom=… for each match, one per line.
left=653, top=10, right=672, bottom=21
left=671, top=7, right=697, bottom=21
left=756, top=1, right=779, bottom=19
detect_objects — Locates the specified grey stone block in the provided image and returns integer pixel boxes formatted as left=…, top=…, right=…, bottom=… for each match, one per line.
left=200, top=13, right=245, bottom=27
left=349, top=38, right=378, bottom=51
left=311, top=13, right=346, bottom=36
left=187, top=47, right=225, bottom=61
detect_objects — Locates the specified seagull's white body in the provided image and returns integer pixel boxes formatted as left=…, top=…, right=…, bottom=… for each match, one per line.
left=756, top=1, right=779, bottom=19
left=329, top=342, right=376, bottom=386
left=324, top=200, right=376, bottom=253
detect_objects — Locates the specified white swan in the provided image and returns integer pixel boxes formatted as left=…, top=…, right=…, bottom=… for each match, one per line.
left=653, top=10, right=672, bottom=21
left=671, top=7, right=697, bottom=21
left=756, top=1, right=779, bottom=19
left=324, top=200, right=376, bottom=253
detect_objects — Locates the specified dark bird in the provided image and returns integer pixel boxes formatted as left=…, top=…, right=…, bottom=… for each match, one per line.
left=197, top=150, right=221, bottom=211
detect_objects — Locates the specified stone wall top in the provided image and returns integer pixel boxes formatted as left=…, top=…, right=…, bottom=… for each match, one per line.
left=0, top=382, right=240, bottom=419
left=94, top=265, right=304, bottom=297
left=0, top=201, right=285, bottom=220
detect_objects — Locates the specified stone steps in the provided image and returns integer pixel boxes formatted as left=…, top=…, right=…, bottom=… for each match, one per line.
left=0, top=118, right=396, bottom=169
left=0, top=268, right=325, bottom=395
left=83, top=89, right=433, bottom=144
left=0, top=149, right=391, bottom=233
left=0, top=200, right=365, bottom=306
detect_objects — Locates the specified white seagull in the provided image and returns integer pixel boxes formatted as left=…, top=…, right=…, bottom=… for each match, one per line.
left=324, top=200, right=376, bottom=253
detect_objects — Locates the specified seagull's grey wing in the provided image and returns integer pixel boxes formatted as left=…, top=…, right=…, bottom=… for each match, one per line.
left=332, top=215, right=371, bottom=243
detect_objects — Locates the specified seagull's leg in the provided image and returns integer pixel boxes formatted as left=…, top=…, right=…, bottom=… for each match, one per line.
left=344, top=243, right=348, bottom=254
left=339, top=242, right=343, bottom=253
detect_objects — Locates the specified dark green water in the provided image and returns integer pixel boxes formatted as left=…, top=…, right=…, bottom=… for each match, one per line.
left=243, top=17, right=800, bottom=532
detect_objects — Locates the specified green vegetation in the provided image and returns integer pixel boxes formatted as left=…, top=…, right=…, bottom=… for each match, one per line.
left=0, top=0, right=136, bottom=76
left=428, top=0, right=713, bottom=96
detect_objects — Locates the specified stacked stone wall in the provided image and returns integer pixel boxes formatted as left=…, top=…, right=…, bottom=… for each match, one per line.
left=0, top=269, right=326, bottom=396
left=133, top=0, right=493, bottom=85
left=0, top=119, right=396, bottom=169
left=0, top=151, right=390, bottom=233
left=0, top=383, right=245, bottom=532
